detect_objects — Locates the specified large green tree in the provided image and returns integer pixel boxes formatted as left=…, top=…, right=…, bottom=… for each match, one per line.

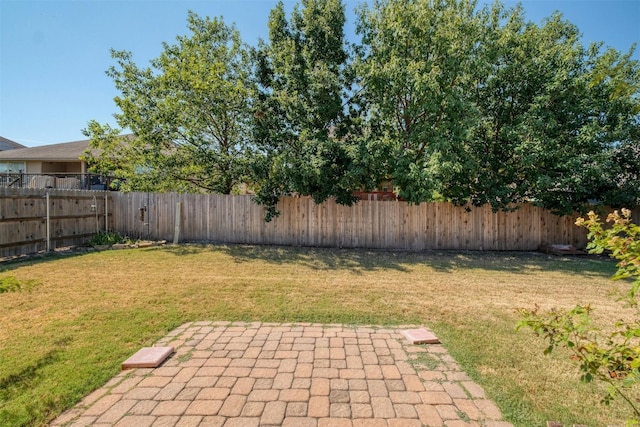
left=356, top=0, right=640, bottom=213
left=449, top=9, right=640, bottom=214
left=356, top=0, right=488, bottom=204
left=84, top=12, right=255, bottom=194
left=251, top=0, right=377, bottom=219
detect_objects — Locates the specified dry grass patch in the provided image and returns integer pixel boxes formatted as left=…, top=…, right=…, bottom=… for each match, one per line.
left=0, top=244, right=633, bottom=426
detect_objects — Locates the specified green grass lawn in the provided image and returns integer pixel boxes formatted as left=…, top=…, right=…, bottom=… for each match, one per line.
left=0, top=245, right=634, bottom=426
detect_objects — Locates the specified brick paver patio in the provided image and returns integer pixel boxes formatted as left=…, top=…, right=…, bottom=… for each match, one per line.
left=50, top=322, right=514, bottom=427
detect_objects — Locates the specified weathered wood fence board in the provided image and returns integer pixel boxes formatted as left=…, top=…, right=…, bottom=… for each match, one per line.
left=109, top=193, right=637, bottom=251
left=0, top=188, right=112, bottom=258
left=4, top=189, right=640, bottom=257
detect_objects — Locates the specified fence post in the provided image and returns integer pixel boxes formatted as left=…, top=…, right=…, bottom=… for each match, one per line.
left=173, top=202, right=181, bottom=244
left=45, top=190, right=51, bottom=252
left=104, top=192, right=108, bottom=233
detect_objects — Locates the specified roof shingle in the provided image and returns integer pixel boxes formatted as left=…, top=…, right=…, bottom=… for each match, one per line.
left=0, top=137, right=26, bottom=151
left=0, top=139, right=91, bottom=161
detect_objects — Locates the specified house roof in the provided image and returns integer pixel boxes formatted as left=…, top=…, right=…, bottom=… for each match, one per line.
left=0, top=137, right=26, bottom=151
left=0, top=139, right=92, bottom=162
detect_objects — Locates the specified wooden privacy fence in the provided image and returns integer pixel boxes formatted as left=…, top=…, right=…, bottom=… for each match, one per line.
left=109, top=192, right=631, bottom=251
left=4, top=190, right=639, bottom=257
left=0, top=188, right=111, bottom=258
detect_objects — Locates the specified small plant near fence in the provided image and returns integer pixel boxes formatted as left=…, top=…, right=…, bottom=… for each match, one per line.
left=86, top=231, right=164, bottom=250
left=519, top=209, right=640, bottom=426
left=88, top=231, right=127, bottom=247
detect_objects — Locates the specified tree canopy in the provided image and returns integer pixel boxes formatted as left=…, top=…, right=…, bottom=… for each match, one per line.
left=357, top=0, right=640, bottom=214
left=250, top=0, right=378, bottom=219
left=86, top=0, right=640, bottom=217
left=84, top=12, right=255, bottom=194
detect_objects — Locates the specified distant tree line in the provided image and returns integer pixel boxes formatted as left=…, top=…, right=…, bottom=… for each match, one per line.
left=83, top=0, right=640, bottom=220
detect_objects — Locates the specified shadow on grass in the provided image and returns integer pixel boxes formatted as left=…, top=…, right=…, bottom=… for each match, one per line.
left=0, top=242, right=615, bottom=278
left=425, top=250, right=616, bottom=277
left=159, top=243, right=615, bottom=277
left=0, top=336, right=71, bottom=407
left=0, top=250, right=93, bottom=273
left=160, top=243, right=411, bottom=272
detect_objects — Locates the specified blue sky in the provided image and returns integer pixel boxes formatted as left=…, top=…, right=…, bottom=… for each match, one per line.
left=1, top=0, right=638, bottom=147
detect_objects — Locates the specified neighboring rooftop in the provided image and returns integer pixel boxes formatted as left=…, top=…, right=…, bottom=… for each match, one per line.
left=0, top=137, right=26, bottom=151
left=0, top=139, right=91, bottom=161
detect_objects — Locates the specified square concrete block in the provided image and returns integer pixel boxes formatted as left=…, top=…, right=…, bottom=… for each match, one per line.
left=122, top=346, right=174, bottom=370
left=401, top=329, right=440, bottom=345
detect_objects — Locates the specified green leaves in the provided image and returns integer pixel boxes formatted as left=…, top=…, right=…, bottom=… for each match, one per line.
left=0, top=276, right=39, bottom=293
left=356, top=0, right=640, bottom=213
left=519, top=211, right=640, bottom=422
left=88, top=1, right=639, bottom=218
left=86, top=12, right=255, bottom=194
left=578, top=210, right=640, bottom=304
left=251, top=0, right=369, bottom=219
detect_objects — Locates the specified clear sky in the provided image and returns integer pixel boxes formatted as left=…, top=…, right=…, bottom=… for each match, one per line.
left=1, top=0, right=638, bottom=147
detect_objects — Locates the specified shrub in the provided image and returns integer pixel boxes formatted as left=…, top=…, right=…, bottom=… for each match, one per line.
left=518, top=209, right=640, bottom=424
left=0, top=276, right=39, bottom=293
left=88, top=231, right=126, bottom=247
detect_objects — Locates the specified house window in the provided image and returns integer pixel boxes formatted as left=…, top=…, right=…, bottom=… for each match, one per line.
left=0, top=162, right=25, bottom=173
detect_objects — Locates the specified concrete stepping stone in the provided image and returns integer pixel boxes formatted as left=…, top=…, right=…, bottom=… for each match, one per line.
left=122, top=346, right=174, bottom=370
left=401, top=328, right=440, bottom=344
